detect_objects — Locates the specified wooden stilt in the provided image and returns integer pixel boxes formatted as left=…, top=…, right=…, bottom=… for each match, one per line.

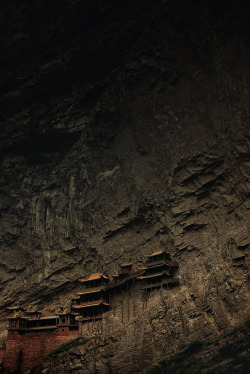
left=128, top=297, right=129, bottom=322
left=121, top=301, right=123, bottom=324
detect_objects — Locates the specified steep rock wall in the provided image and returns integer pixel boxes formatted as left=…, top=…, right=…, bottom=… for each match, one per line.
left=0, top=0, right=249, bottom=370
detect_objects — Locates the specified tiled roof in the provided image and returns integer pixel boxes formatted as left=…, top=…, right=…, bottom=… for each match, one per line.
left=76, top=288, right=105, bottom=296
left=56, top=308, right=70, bottom=315
left=7, top=306, right=23, bottom=310
left=8, top=312, right=27, bottom=319
left=120, top=263, right=132, bottom=267
left=145, top=250, right=165, bottom=257
left=79, top=273, right=109, bottom=282
left=72, top=302, right=110, bottom=309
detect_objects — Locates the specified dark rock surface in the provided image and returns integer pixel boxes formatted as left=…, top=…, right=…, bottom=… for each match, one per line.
left=0, top=0, right=249, bottom=371
left=41, top=319, right=250, bottom=373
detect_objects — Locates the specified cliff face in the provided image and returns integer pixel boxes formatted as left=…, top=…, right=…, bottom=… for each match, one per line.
left=41, top=320, right=250, bottom=374
left=0, top=0, right=249, bottom=371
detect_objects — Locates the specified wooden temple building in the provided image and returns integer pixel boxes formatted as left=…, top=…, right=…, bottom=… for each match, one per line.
left=2, top=250, right=179, bottom=372
left=72, top=273, right=110, bottom=322
left=56, top=307, right=79, bottom=335
left=6, top=306, right=78, bottom=336
left=138, top=250, right=179, bottom=291
left=5, top=251, right=178, bottom=332
left=72, top=250, right=179, bottom=322
left=110, top=263, right=138, bottom=288
left=113, top=263, right=133, bottom=280
left=3, top=306, right=79, bottom=373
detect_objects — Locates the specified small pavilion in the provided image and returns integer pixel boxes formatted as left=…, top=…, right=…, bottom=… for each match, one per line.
left=56, top=307, right=79, bottom=335
left=111, top=263, right=137, bottom=288
left=137, top=250, right=179, bottom=291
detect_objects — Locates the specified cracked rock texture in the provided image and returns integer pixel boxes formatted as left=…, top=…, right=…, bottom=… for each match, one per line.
left=41, top=320, right=250, bottom=374
left=0, top=0, right=249, bottom=371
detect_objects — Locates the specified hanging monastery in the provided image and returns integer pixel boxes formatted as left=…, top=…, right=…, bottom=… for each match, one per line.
left=0, top=250, right=179, bottom=372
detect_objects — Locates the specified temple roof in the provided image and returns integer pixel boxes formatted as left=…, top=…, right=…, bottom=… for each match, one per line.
left=72, top=302, right=110, bottom=309
left=76, top=288, right=105, bottom=296
left=120, top=263, right=132, bottom=267
left=145, top=250, right=165, bottom=257
left=7, top=306, right=24, bottom=311
left=8, top=312, right=27, bottom=319
left=25, top=310, right=41, bottom=314
left=79, top=273, right=109, bottom=282
left=56, top=308, right=70, bottom=315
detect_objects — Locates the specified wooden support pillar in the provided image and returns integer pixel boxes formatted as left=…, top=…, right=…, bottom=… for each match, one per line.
left=128, top=297, right=130, bottom=322
left=121, top=301, right=123, bottom=324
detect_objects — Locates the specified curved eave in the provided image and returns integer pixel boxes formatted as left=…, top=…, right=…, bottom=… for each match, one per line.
left=72, top=302, right=110, bottom=309
left=76, top=288, right=105, bottom=296
left=145, top=250, right=165, bottom=257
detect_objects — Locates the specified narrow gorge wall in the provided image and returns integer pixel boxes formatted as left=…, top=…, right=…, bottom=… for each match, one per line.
left=0, top=0, right=249, bottom=371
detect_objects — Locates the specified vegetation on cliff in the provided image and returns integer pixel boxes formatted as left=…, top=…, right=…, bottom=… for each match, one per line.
left=44, top=336, right=95, bottom=360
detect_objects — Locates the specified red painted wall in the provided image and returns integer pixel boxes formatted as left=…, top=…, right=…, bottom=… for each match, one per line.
left=3, top=339, right=21, bottom=372
left=20, top=334, right=69, bottom=372
left=7, top=330, right=20, bottom=340
left=58, top=326, right=79, bottom=336
left=3, top=329, right=78, bottom=372
left=0, top=347, right=6, bottom=364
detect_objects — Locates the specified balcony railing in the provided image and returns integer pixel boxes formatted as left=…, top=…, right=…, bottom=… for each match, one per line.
left=107, top=270, right=145, bottom=289
left=141, top=278, right=179, bottom=290
left=73, top=299, right=108, bottom=308
left=80, top=315, right=103, bottom=322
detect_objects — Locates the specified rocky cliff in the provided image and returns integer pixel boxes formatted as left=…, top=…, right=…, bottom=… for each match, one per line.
left=40, top=319, right=250, bottom=373
left=0, top=0, right=249, bottom=372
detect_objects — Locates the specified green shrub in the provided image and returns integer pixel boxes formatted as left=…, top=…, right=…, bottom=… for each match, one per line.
left=45, top=336, right=94, bottom=360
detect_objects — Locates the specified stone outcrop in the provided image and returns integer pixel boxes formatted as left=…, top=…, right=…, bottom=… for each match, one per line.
left=0, top=0, right=249, bottom=372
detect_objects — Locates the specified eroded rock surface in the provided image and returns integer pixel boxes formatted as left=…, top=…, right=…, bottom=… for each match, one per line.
left=41, top=319, right=250, bottom=374
left=0, top=0, right=249, bottom=371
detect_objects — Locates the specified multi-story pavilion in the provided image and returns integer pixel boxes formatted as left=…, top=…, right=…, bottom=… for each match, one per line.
left=72, top=273, right=110, bottom=322
left=138, top=250, right=179, bottom=291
